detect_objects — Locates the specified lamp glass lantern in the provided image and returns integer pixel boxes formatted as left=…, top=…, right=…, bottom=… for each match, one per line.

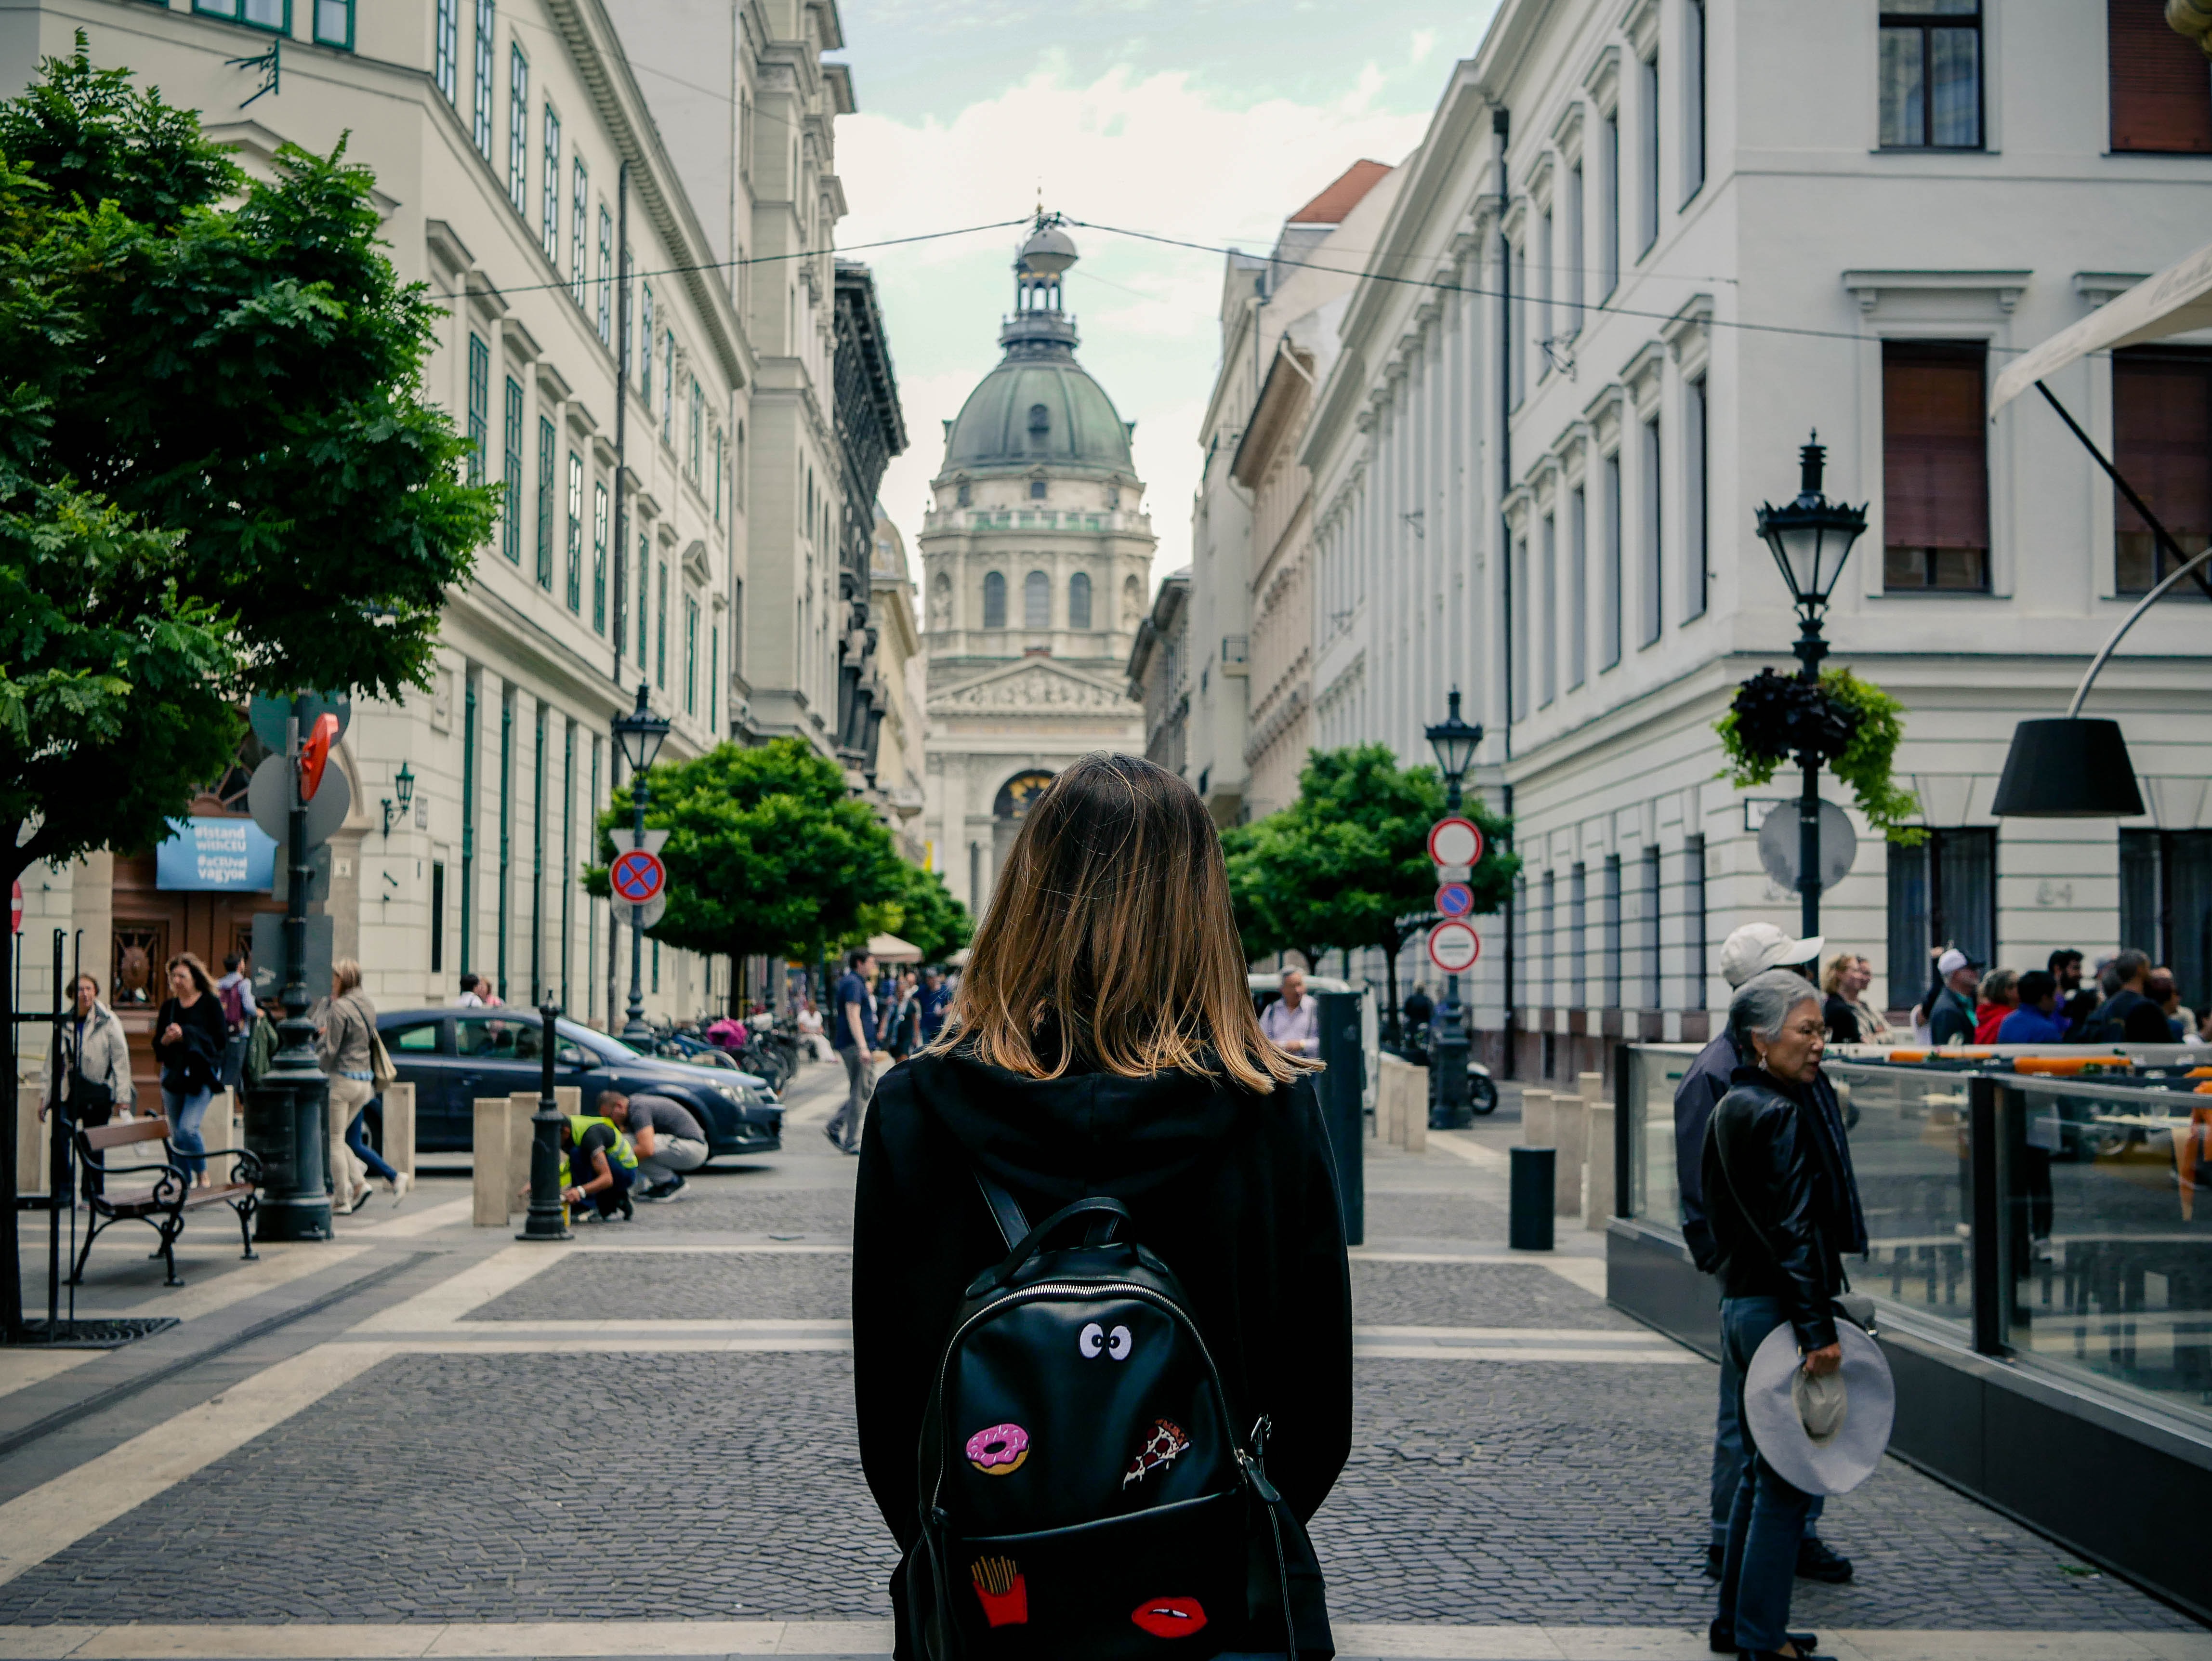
left=1755, top=435, right=1868, bottom=617
left=611, top=682, right=670, bottom=775
left=393, top=762, right=415, bottom=813
left=1424, top=688, right=1482, bottom=790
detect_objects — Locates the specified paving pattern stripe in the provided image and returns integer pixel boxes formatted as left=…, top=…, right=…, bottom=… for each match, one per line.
left=0, top=1626, right=2206, bottom=1661
left=316, top=1331, right=1692, bottom=1361
left=0, top=1341, right=396, bottom=1586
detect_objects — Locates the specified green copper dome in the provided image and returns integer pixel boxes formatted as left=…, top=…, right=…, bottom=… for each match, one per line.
left=943, top=344, right=1134, bottom=475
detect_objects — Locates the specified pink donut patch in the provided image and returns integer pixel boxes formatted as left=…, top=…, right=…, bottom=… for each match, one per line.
left=965, top=1423, right=1030, bottom=1475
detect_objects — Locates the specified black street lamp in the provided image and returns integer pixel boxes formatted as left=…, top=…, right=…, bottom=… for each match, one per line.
left=518, top=1001, right=571, bottom=1242
left=610, top=682, right=670, bottom=1043
left=380, top=761, right=414, bottom=838
left=1424, top=688, right=1483, bottom=1122
left=1754, top=435, right=1868, bottom=939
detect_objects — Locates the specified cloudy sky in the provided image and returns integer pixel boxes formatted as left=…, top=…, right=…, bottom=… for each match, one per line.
left=828, top=0, right=1502, bottom=586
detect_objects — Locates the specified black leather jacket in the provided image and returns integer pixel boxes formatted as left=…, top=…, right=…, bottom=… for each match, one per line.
left=1701, top=1065, right=1867, bottom=1350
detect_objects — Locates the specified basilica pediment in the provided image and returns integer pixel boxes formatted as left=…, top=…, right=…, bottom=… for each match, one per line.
left=929, top=659, right=1135, bottom=715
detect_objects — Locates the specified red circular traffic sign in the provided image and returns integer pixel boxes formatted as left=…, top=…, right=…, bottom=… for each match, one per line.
left=1435, top=882, right=1475, bottom=919
left=1427, top=816, right=1485, bottom=869
left=1426, top=920, right=1482, bottom=974
left=610, top=848, right=667, bottom=903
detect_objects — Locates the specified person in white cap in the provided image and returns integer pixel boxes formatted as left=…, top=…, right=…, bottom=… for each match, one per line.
left=1926, top=948, right=1981, bottom=1047
left=1674, top=923, right=1855, bottom=1588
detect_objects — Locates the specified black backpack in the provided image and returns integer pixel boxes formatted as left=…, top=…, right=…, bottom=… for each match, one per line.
left=910, top=1174, right=1314, bottom=1661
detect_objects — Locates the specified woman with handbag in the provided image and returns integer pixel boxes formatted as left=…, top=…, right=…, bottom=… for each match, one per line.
left=853, top=754, right=1352, bottom=1661
left=314, top=957, right=382, bottom=1214
left=41, top=973, right=136, bottom=1199
left=154, top=954, right=227, bottom=1188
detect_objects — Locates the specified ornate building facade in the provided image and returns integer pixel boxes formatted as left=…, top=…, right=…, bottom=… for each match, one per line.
left=918, top=223, right=1152, bottom=911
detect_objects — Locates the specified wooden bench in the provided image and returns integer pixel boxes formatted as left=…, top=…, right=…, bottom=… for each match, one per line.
left=70, top=1117, right=262, bottom=1288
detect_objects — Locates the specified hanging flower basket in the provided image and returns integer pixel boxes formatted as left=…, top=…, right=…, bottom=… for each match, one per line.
left=1716, top=668, right=1924, bottom=843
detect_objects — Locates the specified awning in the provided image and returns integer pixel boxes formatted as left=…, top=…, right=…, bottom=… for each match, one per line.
left=1990, top=239, right=2212, bottom=414
left=867, top=933, right=923, bottom=963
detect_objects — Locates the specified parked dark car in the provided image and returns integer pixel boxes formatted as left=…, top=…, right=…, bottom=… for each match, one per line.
left=376, top=1008, right=782, bottom=1158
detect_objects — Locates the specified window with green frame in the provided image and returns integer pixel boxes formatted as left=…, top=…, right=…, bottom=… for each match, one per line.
left=591, top=482, right=609, bottom=634
left=534, top=415, right=555, bottom=589
left=688, top=377, right=702, bottom=479
left=314, top=0, right=353, bottom=48
left=464, top=334, right=489, bottom=486
left=565, top=450, right=583, bottom=612
left=195, top=0, right=289, bottom=32
left=683, top=595, right=698, bottom=715
left=433, top=0, right=457, bottom=100
left=500, top=377, right=523, bottom=564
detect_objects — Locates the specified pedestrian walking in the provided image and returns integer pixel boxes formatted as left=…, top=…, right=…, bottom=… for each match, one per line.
left=852, top=753, right=1350, bottom=1660
left=1673, top=923, right=1854, bottom=1587
left=457, top=972, right=488, bottom=1007
left=214, top=953, right=257, bottom=1091
left=1818, top=954, right=1892, bottom=1045
left=41, top=972, right=135, bottom=1200
left=2076, top=949, right=2173, bottom=1044
left=604, top=1090, right=708, bottom=1200
left=1973, top=968, right=2019, bottom=1045
left=1926, top=949, right=1980, bottom=1047
left=917, top=967, right=953, bottom=1045
left=153, top=953, right=226, bottom=1188
left=314, top=958, right=381, bottom=1213
left=885, top=971, right=923, bottom=1060
left=826, top=949, right=888, bottom=1154
left=1706, top=970, right=1871, bottom=1661
left=1260, top=967, right=1321, bottom=1057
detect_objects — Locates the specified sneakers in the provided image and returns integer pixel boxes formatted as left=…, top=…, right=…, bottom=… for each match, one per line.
left=638, top=1175, right=689, bottom=1203
left=1795, top=1537, right=1854, bottom=1583
left=617, top=1189, right=635, bottom=1222
left=1710, top=1620, right=1819, bottom=1655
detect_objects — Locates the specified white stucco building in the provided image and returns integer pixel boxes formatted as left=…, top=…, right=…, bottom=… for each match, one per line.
left=4, top=0, right=752, bottom=1059
left=918, top=224, right=1153, bottom=912
left=1298, top=0, right=2212, bottom=1076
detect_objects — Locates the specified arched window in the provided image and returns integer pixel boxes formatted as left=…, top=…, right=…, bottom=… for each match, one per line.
left=1068, top=571, right=1092, bottom=630
left=956, top=480, right=971, bottom=507
left=983, top=570, right=1007, bottom=629
left=1028, top=402, right=1051, bottom=435
left=1024, top=569, right=1051, bottom=629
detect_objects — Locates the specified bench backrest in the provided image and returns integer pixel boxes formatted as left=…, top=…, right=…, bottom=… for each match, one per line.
left=81, top=1118, right=170, bottom=1152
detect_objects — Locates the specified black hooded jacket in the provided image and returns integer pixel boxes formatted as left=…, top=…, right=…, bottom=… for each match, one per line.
left=853, top=1046, right=1353, bottom=1657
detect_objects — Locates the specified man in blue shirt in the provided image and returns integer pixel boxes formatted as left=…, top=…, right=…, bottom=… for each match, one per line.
left=1997, top=971, right=2070, bottom=1044
left=826, top=949, right=886, bottom=1154
left=917, top=967, right=953, bottom=1044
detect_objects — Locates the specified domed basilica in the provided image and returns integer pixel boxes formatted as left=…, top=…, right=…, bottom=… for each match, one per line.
left=920, top=219, right=1153, bottom=912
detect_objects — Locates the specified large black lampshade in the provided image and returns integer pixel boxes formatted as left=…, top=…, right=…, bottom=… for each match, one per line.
left=1991, top=718, right=2145, bottom=817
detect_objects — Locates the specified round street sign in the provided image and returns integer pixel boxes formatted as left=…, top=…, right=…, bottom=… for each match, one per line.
left=610, top=848, right=667, bottom=904
left=1435, top=882, right=1476, bottom=919
left=1427, top=816, right=1485, bottom=870
left=1426, top=920, right=1482, bottom=974
left=10, top=880, right=20, bottom=935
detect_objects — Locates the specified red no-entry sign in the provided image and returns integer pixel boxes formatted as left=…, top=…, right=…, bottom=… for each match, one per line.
left=1427, top=816, right=1485, bottom=870
left=610, top=848, right=667, bottom=904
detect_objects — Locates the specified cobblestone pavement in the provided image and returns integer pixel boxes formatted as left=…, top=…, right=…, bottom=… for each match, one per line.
left=0, top=1085, right=2198, bottom=1636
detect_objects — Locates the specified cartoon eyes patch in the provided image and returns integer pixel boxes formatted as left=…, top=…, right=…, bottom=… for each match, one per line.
left=972, top=1557, right=1027, bottom=1627
left=1130, top=1595, right=1207, bottom=1638
left=1122, top=1418, right=1189, bottom=1489
left=1079, top=1320, right=1132, bottom=1360
left=964, top=1422, right=1030, bottom=1476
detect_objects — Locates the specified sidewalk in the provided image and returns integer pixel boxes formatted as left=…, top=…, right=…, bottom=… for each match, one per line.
left=0, top=1068, right=2201, bottom=1661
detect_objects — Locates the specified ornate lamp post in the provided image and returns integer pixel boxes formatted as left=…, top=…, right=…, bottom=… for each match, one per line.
left=1754, top=435, right=1868, bottom=939
left=517, top=999, right=571, bottom=1241
left=610, top=682, right=669, bottom=1043
left=1424, top=689, right=1483, bottom=1121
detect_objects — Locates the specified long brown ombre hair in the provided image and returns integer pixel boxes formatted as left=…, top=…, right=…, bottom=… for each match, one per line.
left=938, top=753, right=1309, bottom=1094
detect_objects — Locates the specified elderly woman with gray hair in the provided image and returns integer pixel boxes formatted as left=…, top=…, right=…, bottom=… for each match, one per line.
left=1704, top=970, right=1870, bottom=1661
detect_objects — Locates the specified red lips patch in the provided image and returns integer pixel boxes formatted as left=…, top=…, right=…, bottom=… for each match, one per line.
left=1130, top=1595, right=1207, bottom=1638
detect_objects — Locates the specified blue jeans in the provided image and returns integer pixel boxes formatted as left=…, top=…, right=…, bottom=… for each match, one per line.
left=1716, top=1296, right=1815, bottom=1654
left=1713, top=1302, right=1824, bottom=1547
left=347, top=1103, right=398, bottom=1183
left=162, top=1087, right=214, bottom=1181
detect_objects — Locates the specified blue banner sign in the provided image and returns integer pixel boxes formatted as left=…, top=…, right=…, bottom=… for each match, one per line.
left=156, top=816, right=278, bottom=892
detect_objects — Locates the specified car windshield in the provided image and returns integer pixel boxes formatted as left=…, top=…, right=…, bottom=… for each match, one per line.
left=557, top=1018, right=639, bottom=1060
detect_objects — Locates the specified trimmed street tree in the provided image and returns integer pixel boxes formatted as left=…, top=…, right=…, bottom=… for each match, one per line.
left=0, top=45, right=497, bottom=1331
left=586, top=738, right=908, bottom=1009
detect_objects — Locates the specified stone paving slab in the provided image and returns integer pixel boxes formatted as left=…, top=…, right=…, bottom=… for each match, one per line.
left=466, top=1253, right=850, bottom=1322
left=1349, top=1260, right=1640, bottom=1330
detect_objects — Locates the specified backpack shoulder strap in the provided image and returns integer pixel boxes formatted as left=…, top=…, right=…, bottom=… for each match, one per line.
left=973, top=1171, right=1029, bottom=1252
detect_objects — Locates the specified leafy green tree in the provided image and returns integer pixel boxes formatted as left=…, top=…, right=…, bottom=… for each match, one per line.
left=860, top=862, right=973, bottom=965
left=0, top=46, right=497, bottom=1330
left=586, top=738, right=906, bottom=1010
left=1222, top=818, right=1330, bottom=969
left=1226, top=745, right=1518, bottom=1030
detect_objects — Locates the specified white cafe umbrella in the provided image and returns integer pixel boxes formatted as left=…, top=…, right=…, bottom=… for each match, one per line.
left=1989, top=238, right=2212, bottom=415
left=867, top=933, right=923, bottom=964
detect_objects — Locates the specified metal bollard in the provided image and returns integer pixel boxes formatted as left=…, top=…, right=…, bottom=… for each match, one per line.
left=1315, top=990, right=1365, bottom=1247
left=1510, top=1146, right=1556, bottom=1251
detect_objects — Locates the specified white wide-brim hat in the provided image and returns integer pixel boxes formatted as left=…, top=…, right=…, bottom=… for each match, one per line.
left=1743, top=1318, right=1895, bottom=1496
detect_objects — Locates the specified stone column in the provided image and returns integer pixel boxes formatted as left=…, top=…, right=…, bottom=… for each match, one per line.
left=1553, top=1088, right=1587, bottom=1217
left=1580, top=1071, right=1614, bottom=1231
left=472, top=1095, right=509, bottom=1226
left=1522, top=1086, right=1554, bottom=1150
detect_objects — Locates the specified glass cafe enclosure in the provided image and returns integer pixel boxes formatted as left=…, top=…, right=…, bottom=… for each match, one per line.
left=1614, top=1043, right=2212, bottom=1618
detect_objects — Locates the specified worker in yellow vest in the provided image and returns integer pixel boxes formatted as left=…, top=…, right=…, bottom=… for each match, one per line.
left=559, top=1111, right=639, bottom=1222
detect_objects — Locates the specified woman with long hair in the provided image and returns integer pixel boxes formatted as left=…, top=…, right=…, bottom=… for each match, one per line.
left=853, top=753, right=1352, bottom=1661
left=153, top=953, right=225, bottom=1186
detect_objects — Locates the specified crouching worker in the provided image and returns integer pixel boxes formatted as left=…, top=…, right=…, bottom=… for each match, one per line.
left=602, top=1090, right=709, bottom=1200
left=560, top=1110, right=638, bottom=1222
